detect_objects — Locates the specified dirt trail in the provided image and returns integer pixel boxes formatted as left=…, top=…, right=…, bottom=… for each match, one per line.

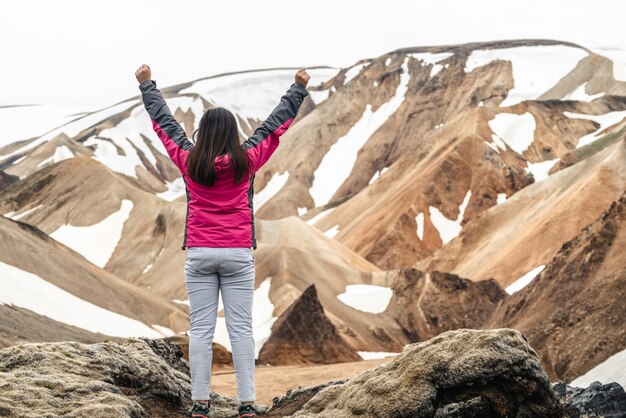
left=211, top=358, right=391, bottom=404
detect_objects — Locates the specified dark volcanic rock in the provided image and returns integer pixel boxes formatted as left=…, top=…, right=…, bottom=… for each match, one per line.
left=141, top=337, right=190, bottom=375
left=433, top=396, right=492, bottom=418
left=258, top=284, right=361, bottom=365
left=388, top=268, right=507, bottom=342
left=291, top=328, right=563, bottom=418
left=264, top=380, right=347, bottom=417
left=0, top=170, right=18, bottom=190
left=553, top=381, right=626, bottom=418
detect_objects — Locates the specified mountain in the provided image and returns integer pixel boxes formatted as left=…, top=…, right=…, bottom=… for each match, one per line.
left=487, top=191, right=626, bottom=383
left=0, top=40, right=624, bottom=385
left=0, top=214, right=188, bottom=343
left=255, top=40, right=626, bottom=270
left=417, top=136, right=626, bottom=287
left=258, top=284, right=361, bottom=365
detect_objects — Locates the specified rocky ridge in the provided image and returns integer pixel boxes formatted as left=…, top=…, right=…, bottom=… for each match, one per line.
left=3, top=331, right=625, bottom=417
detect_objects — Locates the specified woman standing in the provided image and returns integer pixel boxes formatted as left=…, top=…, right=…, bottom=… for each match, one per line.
left=135, top=64, right=310, bottom=418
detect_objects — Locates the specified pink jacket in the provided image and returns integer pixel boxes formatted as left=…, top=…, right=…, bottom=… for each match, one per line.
left=139, top=79, right=308, bottom=249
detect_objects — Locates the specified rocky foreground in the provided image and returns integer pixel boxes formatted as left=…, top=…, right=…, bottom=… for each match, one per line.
left=1, top=330, right=625, bottom=417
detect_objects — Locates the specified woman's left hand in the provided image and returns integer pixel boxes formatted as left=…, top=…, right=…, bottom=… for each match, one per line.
left=135, top=64, right=152, bottom=84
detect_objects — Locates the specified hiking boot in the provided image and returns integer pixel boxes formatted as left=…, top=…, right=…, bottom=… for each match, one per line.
left=189, top=401, right=209, bottom=418
left=238, top=403, right=257, bottom=417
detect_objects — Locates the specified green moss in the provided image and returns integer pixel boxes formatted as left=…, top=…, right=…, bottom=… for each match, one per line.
left=44, top=381, right=58, bottom=390
left=574, top=126, right=626, bottom=162
left=61, top=350, right=75, bottom=358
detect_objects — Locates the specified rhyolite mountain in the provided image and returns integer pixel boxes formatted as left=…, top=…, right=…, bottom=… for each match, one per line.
left=0, top=40, right=625, bottom=389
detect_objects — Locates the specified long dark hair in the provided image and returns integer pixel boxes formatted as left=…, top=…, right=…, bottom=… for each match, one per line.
left=187, top=107, right=250, bottom=186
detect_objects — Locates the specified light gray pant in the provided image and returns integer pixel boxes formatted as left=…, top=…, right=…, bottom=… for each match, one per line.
left=184, top=246, right=256, bottom=402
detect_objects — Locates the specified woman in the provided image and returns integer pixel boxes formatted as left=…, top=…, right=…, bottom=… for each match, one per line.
left=135, top=64, right=310, bottom=418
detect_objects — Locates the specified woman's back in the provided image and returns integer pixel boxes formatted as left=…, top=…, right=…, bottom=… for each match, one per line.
left=183, top=153, right=256, bottom=248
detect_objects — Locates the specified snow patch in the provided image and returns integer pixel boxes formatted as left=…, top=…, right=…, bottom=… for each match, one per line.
left=0, top=261, right=165, bottom=338
left=571, top=348, right=626, bottom=388
left=142, top=263, right=154, bottom=274
left=358, top=351, right=399, bottom=360
left=337, top=284, right=393, bottom=314
left=157, top=177, right=186, bottom=201
left=306, top=208, right=335, bottom=226
left=50, top=199, right=133, bottom=268
left=151, top=324, right=175, bottom=337
left=429, top=191, right=471, bottom=245
left=254, top=171, right=289, bottom=211
left=368, top=167, right=388, bottom=185
left=5, top=204, right=43, bottom=220
left=416, top=212, right=424, bottom=240
left=36, top=145, right=74, bottom=168
left=497, top=193, right=507, bottom=205
left=309, top=89, right=330, bottom=105
left=310, top=58, right=410, bottom=207
left=12, top=155, right=27, bottom=165
left=410, top=52, right=453, bottom=77
left=526, top=159, right=559, bottom=182
left=487, top=134, right=508, bottom=153
left=344, top=63, right=368, bottom=85
left=564, top=82, right=604, bottom=102
left=488, top=112, right=536, bottom=154
left=385, top=58, right=392, bottom=66
left=325, top=224, right=340, bottom=238
left=297, top=207, right=308, bottom=216
left=410, top=52, right=453, bottom=65
left=465, top=46, right=588, bottom=106
left=505, top=265, right=545, bottom=294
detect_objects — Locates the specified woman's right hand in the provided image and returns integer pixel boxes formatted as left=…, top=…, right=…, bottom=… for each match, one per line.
left=295, top=68, right=310, bottom=87
left=135, top=64, right=152, bottom=84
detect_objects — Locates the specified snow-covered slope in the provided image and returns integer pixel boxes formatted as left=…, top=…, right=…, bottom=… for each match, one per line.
left=0, top=68, right=337, bottom=191
left=0, top=214, right=188, bottom=338
left=0, top=261, right=170, bottom=338
left=465, top=45, right=588, bottom=106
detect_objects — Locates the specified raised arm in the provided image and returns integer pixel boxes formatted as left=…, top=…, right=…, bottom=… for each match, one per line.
left=136, top=64, right=193, bottom=173
left=243, top=69, right=310, bottom=173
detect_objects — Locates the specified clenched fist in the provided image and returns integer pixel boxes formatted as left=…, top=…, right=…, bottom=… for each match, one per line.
left=135, top=64, right=152, bottom=84
left=295, top=68, right=310, bottom=87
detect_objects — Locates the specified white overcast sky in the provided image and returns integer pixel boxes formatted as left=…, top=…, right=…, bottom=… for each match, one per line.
left=1, top=0, right=625, bottom=107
